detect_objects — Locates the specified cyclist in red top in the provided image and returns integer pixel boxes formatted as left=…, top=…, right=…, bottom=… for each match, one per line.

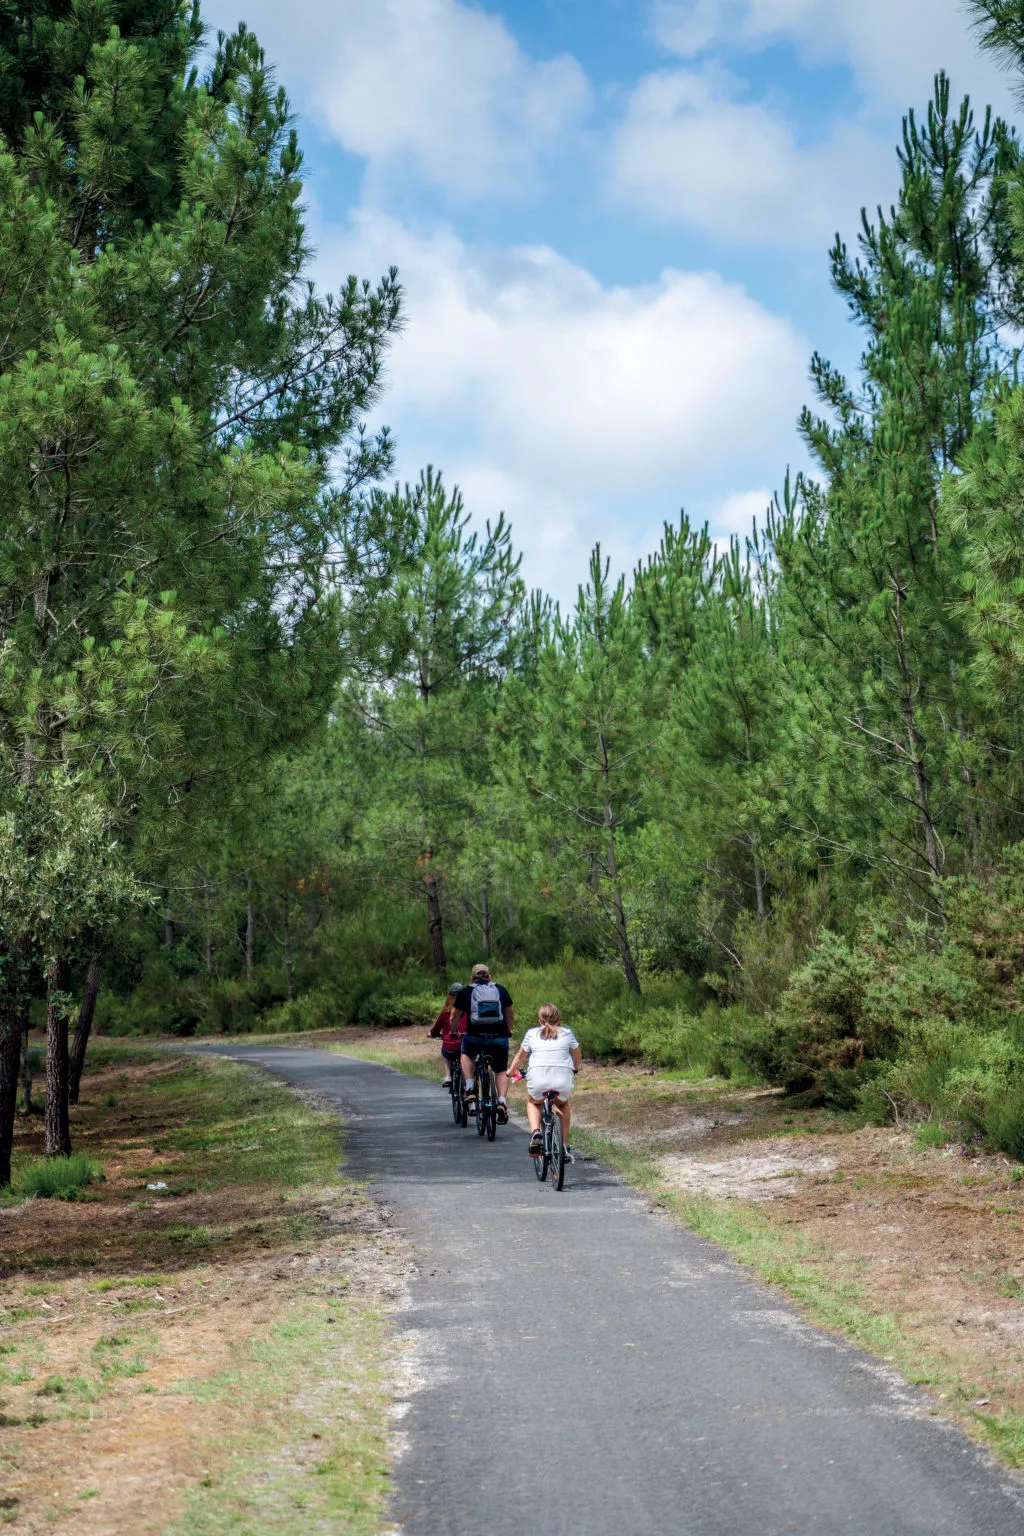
left=427, top=983, right=465, bottom=1085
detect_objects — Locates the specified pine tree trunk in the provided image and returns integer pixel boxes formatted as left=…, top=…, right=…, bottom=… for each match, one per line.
left=44, top=955, right=72, bottom=1159
left=893, top=583, right=943, bottom=887
left=604, top=816, right=641, bottom=995
left=282, top=891, right=294, bottom=1002
left=0, top=1002, right=21, bottom=1190
left=68, top=959, right=101, bottom=1107
left=246, top=879, right=255, bottom=980
left=204, top=872, right=214, bottom=975
left=19, top=1011, right=32, bottom=1114
left=480, top=888, right=491, bottom=956
left=753, top=844, right=766, bottom=922
left=599, top=734, right=641, bottom=994
left=903, top=703, right=942, bottom=883
left=0, top=945, right=29, bottom=1186
left=425, top=876, right=447, bottom=974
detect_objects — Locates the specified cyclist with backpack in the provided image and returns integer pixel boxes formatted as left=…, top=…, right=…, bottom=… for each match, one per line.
left=453, top=963, right=514, bottom=1124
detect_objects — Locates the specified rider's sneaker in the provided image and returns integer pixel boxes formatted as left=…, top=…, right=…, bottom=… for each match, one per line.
left=497, top=1102, right=508, bottom=1124
left=441, top=1077, right=451, bottom=1087
left=564, top=1146, right=575, bottom=1164
left=529, top=1131, right=544, bottom=1157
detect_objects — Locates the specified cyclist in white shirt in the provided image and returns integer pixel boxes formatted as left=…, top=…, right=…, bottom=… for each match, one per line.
left=508, top=1005, right=582, bottom=1159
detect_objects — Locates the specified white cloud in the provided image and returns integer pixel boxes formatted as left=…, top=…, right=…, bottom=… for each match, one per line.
left=314, top=211, right=809, bottom=598
left=649, top=0, right=1014, bottom=115
left=610, top=65, right=891, bottom=244
left=708, top=487, right=774, bottom=543
left=211, top=0, right=591, bottom=195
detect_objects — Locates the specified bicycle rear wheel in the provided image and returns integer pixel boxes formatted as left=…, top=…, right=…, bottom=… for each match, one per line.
left=535, top=1105, right=549, bottom=1182
left=476, top=1066, right=490, bottom=1137
left=450, top=1066, right=463, bottom=1125
left=485, top=1091, right=497, bottom=1141
left=551, top=1105, right=566, bottom=1191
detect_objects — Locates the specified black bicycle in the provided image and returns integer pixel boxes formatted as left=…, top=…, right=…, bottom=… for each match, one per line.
left=534, top=1089, right=570, bottom=1190
left=463, top=1051, right=498, bottom=1141
left=448, top=1057, right=465, bottom=1126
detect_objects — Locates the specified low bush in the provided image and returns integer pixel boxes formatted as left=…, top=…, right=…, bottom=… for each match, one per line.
left=18, top=1154, right=104, bottom=1200
left=732, top=846, right=1024, bottom=1153
left=615, top=1002, right=750, bottom=1078
left=735, top=932, right=886, bottom=1096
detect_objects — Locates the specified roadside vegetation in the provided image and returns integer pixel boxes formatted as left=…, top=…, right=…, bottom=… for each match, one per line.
left=0, top=1045, right=401, bottom=1535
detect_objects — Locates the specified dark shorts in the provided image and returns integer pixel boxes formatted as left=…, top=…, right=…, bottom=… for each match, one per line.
left=462, top=1035, right=509, bottom=1073
left=441, top=1046, right=462, bottom=1062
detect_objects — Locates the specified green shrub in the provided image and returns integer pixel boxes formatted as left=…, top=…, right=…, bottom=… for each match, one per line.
left=260, top=986, right=341, bottom=1034
left=207, top=976, right=284, bottom=1034
left=736, top=932, right=883, bottom=1095
left=615, top=1003, right=749, bottom=1078
left=18, top=1154, right=104, bottom=1200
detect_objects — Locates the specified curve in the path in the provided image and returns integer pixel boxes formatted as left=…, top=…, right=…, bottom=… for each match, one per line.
left=203, top=1045, right=1023, bottom=1536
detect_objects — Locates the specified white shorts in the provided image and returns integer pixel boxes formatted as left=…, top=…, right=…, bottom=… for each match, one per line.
left=526, top=1066, right=574, bottom=1101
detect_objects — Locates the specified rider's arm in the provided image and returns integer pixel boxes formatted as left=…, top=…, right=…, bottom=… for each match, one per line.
left=505, top=1005, right=515, bottom=1031
left=508, top=1045, right=527, bottom=1075
left=571, top=1047, right=582, bottom=1071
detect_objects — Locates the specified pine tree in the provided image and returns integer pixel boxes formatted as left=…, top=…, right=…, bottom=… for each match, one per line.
left=347, top=469, right=523, bottom=972
left=768, top=76, right=1017, bottom=910
left=0, top=0, right=401, bottom=1178
left=509, top=549, right=652, bottom=993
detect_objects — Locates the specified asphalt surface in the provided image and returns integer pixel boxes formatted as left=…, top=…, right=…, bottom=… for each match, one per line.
left=203, top=1045, right=1024, bottom=1536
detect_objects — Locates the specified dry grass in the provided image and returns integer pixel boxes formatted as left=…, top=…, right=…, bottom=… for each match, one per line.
left=0, top=1046, right=406, bottom=1535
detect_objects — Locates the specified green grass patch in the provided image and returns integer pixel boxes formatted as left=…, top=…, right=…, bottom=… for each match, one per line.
left=162, top=1291, right=391, bottom=1536
left=16, top=1154, right=103, bottom=1201
left=143, top=1055, right=340, bottom=1191
left=89, top=1274, right=174, bottom=1293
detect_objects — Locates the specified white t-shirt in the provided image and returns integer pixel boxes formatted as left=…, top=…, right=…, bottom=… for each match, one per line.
left=521, top=1026, right=580, bottom=1072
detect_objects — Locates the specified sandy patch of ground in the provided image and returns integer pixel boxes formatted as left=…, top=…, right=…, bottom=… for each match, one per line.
left=660, top=1142, right=838, bottom=1200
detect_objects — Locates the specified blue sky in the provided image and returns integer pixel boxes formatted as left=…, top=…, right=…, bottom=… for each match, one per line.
left=205, top=0, right=1019, bottom=600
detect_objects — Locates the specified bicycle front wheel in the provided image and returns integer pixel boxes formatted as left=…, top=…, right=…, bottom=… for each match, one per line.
left=551, top=1106, right=566, bottom=1191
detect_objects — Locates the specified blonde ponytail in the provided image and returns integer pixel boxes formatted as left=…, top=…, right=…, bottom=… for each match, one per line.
left=538, top=1004, right=561, bottom=1040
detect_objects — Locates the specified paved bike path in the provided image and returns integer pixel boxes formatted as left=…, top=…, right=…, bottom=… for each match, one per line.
left=206, top=1045, right=1023, bottom=1536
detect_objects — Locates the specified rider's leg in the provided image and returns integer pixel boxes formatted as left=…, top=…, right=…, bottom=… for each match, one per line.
left=554, top=1097, right=571, bottom=1142
left=441, top=1049, right=451, bottom=1084
left=526, top=1096, right=542, bottom=1133
left=496, top=1070, right=509, bottom=1099
left=460, top=1052, right=475, bottom=1089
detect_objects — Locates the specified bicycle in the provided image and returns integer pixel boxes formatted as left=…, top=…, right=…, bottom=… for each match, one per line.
left=448, top=1056, right=465, bottom=1126
left=534, top=1089, right=572, bottom=1191
left=463, top=1051, right=498, bottom=1141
